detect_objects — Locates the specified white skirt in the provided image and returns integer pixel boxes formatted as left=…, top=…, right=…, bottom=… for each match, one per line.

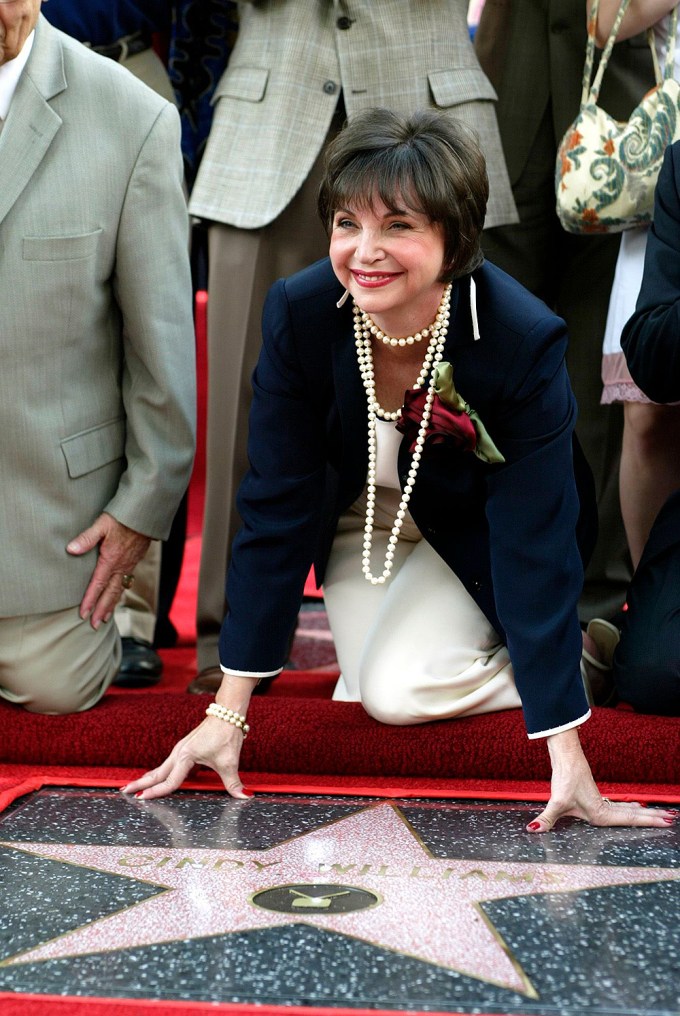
left=324, top=506, right=521, bottom=726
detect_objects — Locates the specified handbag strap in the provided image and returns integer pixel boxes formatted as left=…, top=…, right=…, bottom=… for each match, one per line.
left=652, top=6, right=679, bottom=82
left=583, top=0, right=679, bottom=105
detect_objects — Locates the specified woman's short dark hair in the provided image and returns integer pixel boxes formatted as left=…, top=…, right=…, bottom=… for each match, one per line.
left=318, top=108, right=489, bottom=282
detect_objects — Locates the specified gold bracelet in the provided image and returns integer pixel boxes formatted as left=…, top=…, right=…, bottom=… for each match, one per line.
left=205, top=702, right=250, bottom=738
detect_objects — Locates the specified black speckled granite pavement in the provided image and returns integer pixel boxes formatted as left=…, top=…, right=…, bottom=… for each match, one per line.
left=0, top=788, right=678, bottom=1014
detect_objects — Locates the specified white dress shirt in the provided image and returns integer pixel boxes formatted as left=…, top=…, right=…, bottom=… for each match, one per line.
left=0, top=30, right=35, bottom=121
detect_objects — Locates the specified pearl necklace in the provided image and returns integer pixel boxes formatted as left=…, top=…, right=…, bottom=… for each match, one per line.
left=358, top=311, right=430, bottom=347
left=353, top=283, right=451, bottom=585
left=354, top=289, right=452, bottom=422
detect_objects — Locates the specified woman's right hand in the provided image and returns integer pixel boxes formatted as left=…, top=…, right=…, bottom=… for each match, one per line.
left=121, top=673, right=258, bottom=801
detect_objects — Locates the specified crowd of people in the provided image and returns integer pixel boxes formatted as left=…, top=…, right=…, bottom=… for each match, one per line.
left=0, top=0, right=678, bottom=833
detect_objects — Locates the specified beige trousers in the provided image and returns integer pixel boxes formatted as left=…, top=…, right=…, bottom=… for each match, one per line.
left=113, top=539, right=161, bottom=643
left=0, top=606, right=120, bottom=714
left=325, top=523, right=521, bottom=725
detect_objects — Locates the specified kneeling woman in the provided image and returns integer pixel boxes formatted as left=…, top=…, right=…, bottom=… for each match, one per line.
left=124, top=109, right=673, bottom=832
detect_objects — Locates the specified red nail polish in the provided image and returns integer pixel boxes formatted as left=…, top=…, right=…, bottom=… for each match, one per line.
left=134, top=791, right=144, bottom=799
left=241, top=789, right=254, bottom=798
left=528, top=821, right=541, bottom=830
left=663, top=816, right=675, bottom=824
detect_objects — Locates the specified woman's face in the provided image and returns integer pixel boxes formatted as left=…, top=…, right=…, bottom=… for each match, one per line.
left=329, top=195, right=447, bottom=334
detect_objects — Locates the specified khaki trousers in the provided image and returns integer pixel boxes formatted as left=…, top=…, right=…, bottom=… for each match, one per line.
left=113, top=539, right=161, bottom=643
left=0, top=606, right=120, bottom=714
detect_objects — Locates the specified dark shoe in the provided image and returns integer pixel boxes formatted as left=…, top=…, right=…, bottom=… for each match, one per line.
left=114, top=636, right=163, bottom=688
left=187, top=666, right=276, bottom=695
left=187, top=666, right=222, bottom=694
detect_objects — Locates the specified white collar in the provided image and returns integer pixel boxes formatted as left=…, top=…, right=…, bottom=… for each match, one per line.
left=470, top=275, right=480, bottom=340
left=0, top=30, right=35, bottom=121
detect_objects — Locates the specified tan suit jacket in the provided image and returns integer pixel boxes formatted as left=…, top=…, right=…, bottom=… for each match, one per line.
left=0, top=17, right=196, bottom=617
left=189, top=0, right=518, bottom=229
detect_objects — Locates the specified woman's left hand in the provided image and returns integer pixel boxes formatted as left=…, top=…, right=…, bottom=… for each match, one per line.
left=527, top=728, right=676, bottom=832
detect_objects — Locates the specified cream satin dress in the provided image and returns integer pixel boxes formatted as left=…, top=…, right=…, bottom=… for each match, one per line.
left=326, top=421, right=522, bottom=726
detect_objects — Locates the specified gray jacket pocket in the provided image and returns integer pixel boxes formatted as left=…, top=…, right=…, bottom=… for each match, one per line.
left=61, top=418, right=125, bottom=479
left=22, top=229, right=103, bottom=262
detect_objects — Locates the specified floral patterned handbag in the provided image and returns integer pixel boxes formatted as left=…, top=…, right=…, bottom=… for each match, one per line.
left=556, top=0, right=679, bottom=234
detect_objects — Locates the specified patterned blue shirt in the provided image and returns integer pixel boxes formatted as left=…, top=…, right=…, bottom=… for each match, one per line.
left=42, top=0, right=171, bottom=45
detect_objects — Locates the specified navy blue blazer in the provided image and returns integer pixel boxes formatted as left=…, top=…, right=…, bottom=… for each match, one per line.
left=220, top=257, right=594, bottom=737
left=622, top=142, right=680, bottom=404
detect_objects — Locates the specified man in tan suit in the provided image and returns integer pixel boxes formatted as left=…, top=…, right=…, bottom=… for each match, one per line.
left=0, top=2, right=195, bottom=713
left=189, top=0, right=519, bottom=691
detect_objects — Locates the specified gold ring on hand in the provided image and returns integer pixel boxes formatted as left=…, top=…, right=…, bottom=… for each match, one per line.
left=121, top=574, right=135, bottom=589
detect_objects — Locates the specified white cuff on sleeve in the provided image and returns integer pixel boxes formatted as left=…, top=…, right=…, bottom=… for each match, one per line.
left=526, top=709, right=591, bottom=740
left=219, top=665, right=283, bottom=680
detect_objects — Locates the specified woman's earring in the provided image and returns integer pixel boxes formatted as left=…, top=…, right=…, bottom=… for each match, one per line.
left=336, top=288, right=351, bottom=309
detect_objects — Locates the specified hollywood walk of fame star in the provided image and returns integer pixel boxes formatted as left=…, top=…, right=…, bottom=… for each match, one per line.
left=1, top=802, right=678, bottom=997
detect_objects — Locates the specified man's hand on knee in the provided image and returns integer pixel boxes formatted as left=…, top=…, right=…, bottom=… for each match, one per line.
left=67, top=512, right=151, bottom=629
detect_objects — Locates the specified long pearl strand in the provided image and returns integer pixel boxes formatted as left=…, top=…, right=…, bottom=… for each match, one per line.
left=354, top=284, right=451, bottom=585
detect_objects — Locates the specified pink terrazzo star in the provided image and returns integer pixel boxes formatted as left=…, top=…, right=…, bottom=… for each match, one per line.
left=2, top=802, right=677, bottom=996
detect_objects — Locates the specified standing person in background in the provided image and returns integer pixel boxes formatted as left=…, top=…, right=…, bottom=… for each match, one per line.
left=593, top=0, right=680, bottom=573
left=0, top=2, right=195, bottom=712
left=475, top=0, right=654, bottom=624
left=615, top=140, right=680, bottom=715
left=189, top=0, right=519, bottom=694
left=167, top=0, right=237, bottom=191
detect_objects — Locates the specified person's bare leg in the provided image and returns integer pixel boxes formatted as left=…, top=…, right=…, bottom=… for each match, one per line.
left=619, top=402, right=680, bottom=570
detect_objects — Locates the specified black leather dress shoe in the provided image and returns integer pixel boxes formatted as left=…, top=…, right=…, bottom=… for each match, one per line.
left=114, top=636, right=163, bottom=688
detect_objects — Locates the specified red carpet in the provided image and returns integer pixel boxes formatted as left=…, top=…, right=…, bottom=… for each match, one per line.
left=14, top=525, right=668, bottom=789
left=1, top=695, right=679, bottom=787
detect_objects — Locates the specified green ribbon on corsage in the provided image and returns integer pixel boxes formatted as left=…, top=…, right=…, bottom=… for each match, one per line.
left=433, top=361, right=505, bottom=464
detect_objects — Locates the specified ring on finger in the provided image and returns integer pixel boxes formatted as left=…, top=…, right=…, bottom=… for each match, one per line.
left=122, top=573, right=135, bottom=589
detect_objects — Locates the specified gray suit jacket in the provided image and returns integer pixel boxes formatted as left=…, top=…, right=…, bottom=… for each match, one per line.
left=0, top=17, right=196, bottom=617
left=189, top=0, right=518, bottom=230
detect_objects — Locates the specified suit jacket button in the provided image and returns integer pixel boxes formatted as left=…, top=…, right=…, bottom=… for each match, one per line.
left=337, top=16, right=353, bottom=29
left=473, top=580, right=483, bottom=591
left=323, top=80, right=338, bottom=94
